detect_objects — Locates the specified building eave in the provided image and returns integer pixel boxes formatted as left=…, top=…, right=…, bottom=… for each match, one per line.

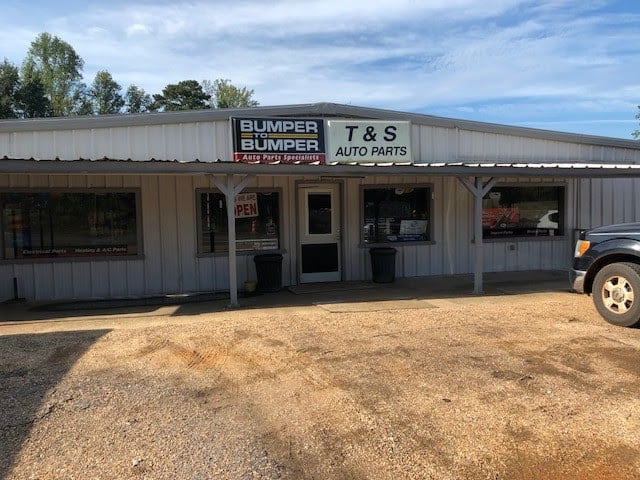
left=3, top=157, right=640, bottom=179
left=0, top=102, right=638, bottom=150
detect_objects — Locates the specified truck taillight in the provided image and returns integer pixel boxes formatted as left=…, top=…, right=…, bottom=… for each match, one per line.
left=574, top=240, right=590, bottom=257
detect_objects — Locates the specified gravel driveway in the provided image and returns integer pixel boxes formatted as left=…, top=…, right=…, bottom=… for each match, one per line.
left=1, top=289, right=640, bottom=479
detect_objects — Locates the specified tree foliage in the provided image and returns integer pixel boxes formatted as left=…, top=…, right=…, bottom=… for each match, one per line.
left=71, top=82, right=93, bottom=116
left=633, top=106, right=640, bottom=140
left=0, top=59, right=19, bottom=118
left=203, top=78, right=259, bottom=108
left=2, top=32, right=261, bottom=119
left=15, top=71, right=50, bottom=118
left=152, top=80, right=210, bottom=111
left=22, top=32, right=84, bottom=116
left=125, top=85, right=154, bottom=113
left=91, top=70, right=124, bottom=114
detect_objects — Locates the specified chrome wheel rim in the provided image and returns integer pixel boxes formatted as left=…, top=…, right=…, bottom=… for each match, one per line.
left=602, top=275, right=634, bottom=314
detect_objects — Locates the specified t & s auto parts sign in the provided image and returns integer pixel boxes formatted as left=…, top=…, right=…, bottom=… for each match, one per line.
left=232, top=117, right=326, bottom=163
left=327, top=120, right=412, bottom=163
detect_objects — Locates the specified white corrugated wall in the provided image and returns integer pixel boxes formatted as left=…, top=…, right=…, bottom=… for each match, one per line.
left=2, top=117, right=640, bottom=301
left=0, top=171, right=577, bottom=302
left=0, top=121, right=231, bottom=162
left=2, top=120, right=640, bottom=164
left=0, top=173, right=294, bottom=301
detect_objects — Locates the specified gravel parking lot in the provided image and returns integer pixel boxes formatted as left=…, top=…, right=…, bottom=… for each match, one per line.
left=1, top=284, right=640, bottom=479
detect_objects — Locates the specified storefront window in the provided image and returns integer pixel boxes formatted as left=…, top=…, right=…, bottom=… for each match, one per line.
left=482, top=186, right=564, bottom=238
left=1, top=191, right=139, bottom=259
left=362, top=186, right=431, bottom=244
left=200, top=191, right=280, bottom=253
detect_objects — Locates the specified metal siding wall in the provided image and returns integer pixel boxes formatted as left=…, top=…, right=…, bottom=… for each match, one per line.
left=412, top=125, right=456, bottom=163
left=110, top=128, right=131, bottom=160
left=0, top=169, right=616, bottom=301
left=162, top=125, right=182, bottom=160
left=13, top=264, right=35, bottom=300
left=448, top=177, right=472, bottom=273
left=141, top=175, right=163, bottom=294
left=0, top=121, right=230, bottom=162
left=158, top=176, right=180, bottom=292
left=621, top=178, right=637, bottom=221
left=0, top=132, right=9, bottom=157
left=342, top=178, right=359, bottom=281
left=455, top=130, right=640, bottom=163
left=176, top=176, right=197, bottom=292
left=53, top=130, right=75, bottom=159
left=286, top=175, right=301, bottom=284
left=576, top=177, right=640, bottom=229
left=1, top=266, right=14, bottom=300
left=52, top=262, right=74, bottom=299
left=3, top=117, right=640, bottom=300
left=90, top=261, right=110, bottom=297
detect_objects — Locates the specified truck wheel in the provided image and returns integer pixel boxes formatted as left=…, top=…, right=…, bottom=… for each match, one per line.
left=592, top=262, right=640, bottom=327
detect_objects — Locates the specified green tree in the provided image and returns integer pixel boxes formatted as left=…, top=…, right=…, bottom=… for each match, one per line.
left=0, top=59, right=20, bottom=118
left=71, top=82, right=93, bottom=115
left=15, top=64, right=50, bottom=118
left=22, top=32, right=84, bottom=116
left=152, top=80, right=210, bottom=111
left=633, top=106, right=640, bottom=139
left=124, top=84, right=154, bottom=113
left=91, top=70, right=124, bottom=114
left=203, top=78, right=259, bottom=108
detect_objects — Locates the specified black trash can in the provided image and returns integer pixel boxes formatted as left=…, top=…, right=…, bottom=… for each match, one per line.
left=254, top=253, right=283, bottom=292
left=369, top=247, right=397, bottom=283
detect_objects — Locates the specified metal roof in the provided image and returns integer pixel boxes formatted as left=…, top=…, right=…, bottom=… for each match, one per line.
left=1, top=102, right=639, bottom=150
left=3, top=157, right=640, bottom=178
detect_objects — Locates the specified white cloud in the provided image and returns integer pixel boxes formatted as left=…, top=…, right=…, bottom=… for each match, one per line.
left=1, top=0, right=639, bottom=137
left=126, top=24, right=152, bottom=36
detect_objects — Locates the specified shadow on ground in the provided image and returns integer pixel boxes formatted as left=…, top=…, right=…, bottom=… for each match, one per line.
left=0, top=271, right=572, bottom=322
left=0, top=329, right=110, bottom=479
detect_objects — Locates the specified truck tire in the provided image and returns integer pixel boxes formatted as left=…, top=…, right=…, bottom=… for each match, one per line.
left=592, top=262, right=640, bottom=327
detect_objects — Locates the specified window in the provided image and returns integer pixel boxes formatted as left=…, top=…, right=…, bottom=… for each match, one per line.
left=362, top=186, right=431, bottom=244
left=1, top=191, right=139, bottom=259
left=199, top=191, right=280, bottom=253
left=482, top=186, right=564, bottom=239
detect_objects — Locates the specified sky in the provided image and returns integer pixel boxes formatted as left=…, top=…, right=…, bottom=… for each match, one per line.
left=2, top=0, right=640, bottom=139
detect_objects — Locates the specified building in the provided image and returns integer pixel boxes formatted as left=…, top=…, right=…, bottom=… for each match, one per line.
left=2, top=102, right=640, bottom=304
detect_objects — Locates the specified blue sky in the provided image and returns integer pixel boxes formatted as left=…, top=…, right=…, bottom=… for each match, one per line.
left=2, top=0, right=640, bottom=139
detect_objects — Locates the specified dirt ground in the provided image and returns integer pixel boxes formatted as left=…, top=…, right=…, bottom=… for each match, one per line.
left=1, top=289, right=640, bottom=480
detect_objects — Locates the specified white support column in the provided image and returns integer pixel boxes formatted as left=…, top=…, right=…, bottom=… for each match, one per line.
left=210, top=174, right=253, bottom=306
left=459, top=176, right=497, bottom=294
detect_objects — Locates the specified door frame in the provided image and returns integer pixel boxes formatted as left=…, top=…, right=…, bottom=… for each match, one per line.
left=296, top=181, right=343, bottom=283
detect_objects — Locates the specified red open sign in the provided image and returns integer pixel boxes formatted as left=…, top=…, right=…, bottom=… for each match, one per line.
left=235, top=193, right=259, bottom=218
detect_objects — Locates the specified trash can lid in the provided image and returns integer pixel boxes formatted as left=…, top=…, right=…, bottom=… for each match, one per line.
left=254, top=253, right=283, bottom=262
left=369, top=247, right=397, bottom=254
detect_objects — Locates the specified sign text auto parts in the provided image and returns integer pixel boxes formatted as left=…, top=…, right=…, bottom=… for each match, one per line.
left=326, top=120, right=412, bottom=163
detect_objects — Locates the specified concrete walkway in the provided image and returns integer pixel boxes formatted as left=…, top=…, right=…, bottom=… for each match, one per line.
left=0, top=270, right=573, bottom=327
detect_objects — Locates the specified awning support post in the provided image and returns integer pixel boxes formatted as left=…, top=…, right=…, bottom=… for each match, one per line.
left=459, top=176, right=497, bottom=294
left=210, top=174, right=253, bottom=307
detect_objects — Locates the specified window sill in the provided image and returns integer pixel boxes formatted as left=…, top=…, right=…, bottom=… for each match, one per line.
left=1, top=254, right=145, bottom=264
left=197, top=249, right=287, bottom=258
left=479, top=235, right=566, bottom=243
left=359, top=241, right=435, bottom=248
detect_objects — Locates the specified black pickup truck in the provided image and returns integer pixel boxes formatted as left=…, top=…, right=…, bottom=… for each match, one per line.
left=571, top=222, right=640, bottom=327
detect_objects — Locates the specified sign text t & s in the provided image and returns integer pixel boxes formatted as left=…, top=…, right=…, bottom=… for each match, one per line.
left=327, top=120, right=412, bottom=163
